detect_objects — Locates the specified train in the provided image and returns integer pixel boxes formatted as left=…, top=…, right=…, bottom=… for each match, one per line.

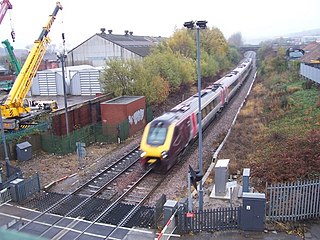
left=140, top=51, right=255, bottom=172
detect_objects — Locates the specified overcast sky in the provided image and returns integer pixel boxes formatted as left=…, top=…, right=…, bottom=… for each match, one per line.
left=0, top=0, right=319, bottom=50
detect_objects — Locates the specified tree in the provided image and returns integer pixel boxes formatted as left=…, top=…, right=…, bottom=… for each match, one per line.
left=143, top=48, right=195, bottom=91
left=100, top=59, right=135, bottom=96
left=166, top=29, right=196, bottom=59
left=202, top=27, right=229, bottom=58
left=228, top=45, right=241, bottom=64
left=228, top=32, right=244, bottom=48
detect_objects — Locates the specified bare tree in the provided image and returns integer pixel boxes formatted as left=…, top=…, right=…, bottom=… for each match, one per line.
left=228, top=32, right=243, bottom=47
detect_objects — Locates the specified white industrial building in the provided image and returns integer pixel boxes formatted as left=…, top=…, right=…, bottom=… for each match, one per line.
left=31, top=65, right=104, bottom=96
left=66, top=28, right=165, bottom=67
left=30, top=29, right=165, bottom=96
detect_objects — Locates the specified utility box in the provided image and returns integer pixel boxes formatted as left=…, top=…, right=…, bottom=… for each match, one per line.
left=16, top=141, right=32, bottom=161
left=241, top=192, right=266, bottom=231
left=214, top=159, right=230, bottom=196
left=163, top=199, right=178, bottom=224
left=9, top=178, right=26, bottom=203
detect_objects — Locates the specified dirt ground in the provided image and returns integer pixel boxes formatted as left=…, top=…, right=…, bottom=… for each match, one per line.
left=11, top=141, right=126, bottom=189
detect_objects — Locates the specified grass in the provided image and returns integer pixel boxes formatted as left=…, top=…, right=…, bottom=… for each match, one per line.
left=219, top=69, right=320, bottom=191
left=266, top=80, right=320, bottom=137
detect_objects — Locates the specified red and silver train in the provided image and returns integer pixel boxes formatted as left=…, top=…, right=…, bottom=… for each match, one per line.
left=140, top=51, right=255, bottom=172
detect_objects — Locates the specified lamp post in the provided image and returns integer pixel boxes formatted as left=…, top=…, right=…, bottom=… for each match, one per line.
left=184, top=20, right=207, bottom=211
left=0, top=108, right=10, bottom=177
left=57, top=33, right=69, bottom=135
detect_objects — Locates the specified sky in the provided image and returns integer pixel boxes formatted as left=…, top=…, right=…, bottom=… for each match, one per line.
left=0, top=0, right=319, bottom=50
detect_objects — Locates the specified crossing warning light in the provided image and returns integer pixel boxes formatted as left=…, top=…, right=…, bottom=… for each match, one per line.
left=189, top=165, right=203, bottom=190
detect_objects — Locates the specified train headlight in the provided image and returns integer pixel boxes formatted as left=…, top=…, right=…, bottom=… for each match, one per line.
left=140, top=151, right=146, bottom=158
left=161, top=151, right=168, bottom=159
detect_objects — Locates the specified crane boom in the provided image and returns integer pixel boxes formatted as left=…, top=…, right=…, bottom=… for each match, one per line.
left=1, top=2, right=62, bottom=121
left=2, top=39, right=21, bottom=76
left=0, top=0, right=12, bottom=25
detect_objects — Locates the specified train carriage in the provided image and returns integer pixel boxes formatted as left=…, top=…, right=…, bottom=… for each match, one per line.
left=140, top=52, right=255, bottom=172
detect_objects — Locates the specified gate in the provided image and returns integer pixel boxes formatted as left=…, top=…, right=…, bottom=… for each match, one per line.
left=24, top=173, right=41, bottom=199
left=176, top=206, right=241, bottom=234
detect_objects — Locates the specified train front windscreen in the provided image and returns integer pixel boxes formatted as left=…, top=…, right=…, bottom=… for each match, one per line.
left=147, top=122, right=168, bottom=146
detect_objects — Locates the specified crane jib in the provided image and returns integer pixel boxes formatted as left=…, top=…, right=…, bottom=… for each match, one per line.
left=38, top=3, right=63, bottom=40
left=1, top=2, right=62, bottom=122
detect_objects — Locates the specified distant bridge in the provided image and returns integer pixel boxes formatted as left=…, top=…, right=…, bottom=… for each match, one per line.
left=240, top=45, right=261, bottom=52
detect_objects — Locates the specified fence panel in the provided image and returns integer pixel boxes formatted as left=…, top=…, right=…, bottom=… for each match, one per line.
left=266, top=179, right=320, bottom=221
left=177, top=207, right=240, bottom=234
left=24, top=173, right=41, bottom=199
left=154, top=194, right=166, bottom=229
left=0, top=188, right=11, bottom=203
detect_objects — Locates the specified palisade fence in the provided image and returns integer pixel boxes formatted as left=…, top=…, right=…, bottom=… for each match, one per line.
left=176, top=207, right=241, bottom=234
left=266, top=179, right=320, bottom=221
left=0, top=173, right=40, bottom=204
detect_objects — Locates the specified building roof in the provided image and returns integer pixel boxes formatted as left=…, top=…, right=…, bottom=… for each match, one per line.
left=300, top=41, right=320, bottom=63
left=303, top=41, right=320, bottom=52
left=97, top=30, right=165, bottom=57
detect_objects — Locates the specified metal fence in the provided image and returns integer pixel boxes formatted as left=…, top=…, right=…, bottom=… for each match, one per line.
left=0, top=188, right=11, bottom=203
left=300, top=63, right=320, bottom=84
left=154, top=194, right=167, bottom=229
left=176, top=206, right=241, bottom=234
left=266, top=179, right=320, bottom=221
left=0, top=122, right=49, bottom=142
left=24, top=173, right=41, bottom=200
left=1, top=173, right=41, bottom=204
left=41, top=121, right=130, bottom=154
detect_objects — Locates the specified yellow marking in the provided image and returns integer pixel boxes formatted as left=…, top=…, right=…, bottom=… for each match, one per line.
left=147, top=159, right=157, bottom=164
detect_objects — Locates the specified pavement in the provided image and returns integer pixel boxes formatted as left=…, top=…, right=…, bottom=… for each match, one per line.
left=176, top=220, right=320, bottom=240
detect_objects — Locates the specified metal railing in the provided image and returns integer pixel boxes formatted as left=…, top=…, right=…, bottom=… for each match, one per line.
left=266, top=179, right=320, bottom=221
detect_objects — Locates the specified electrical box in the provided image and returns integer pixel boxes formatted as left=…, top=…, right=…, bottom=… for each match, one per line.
left=9, top=178, right=26, bottom=203
left=241, top=192, right=266, bottom=231
left=214, top=159, right=230, bottom=196
left=163, top=199, right=177, bottom=224
left=16, top=141, right=32, bottom=161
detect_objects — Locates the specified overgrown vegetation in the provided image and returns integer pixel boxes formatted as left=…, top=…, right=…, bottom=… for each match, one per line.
left=220, top=45, right=320, bottom=191
left=100, top=27, right=241, bottom=105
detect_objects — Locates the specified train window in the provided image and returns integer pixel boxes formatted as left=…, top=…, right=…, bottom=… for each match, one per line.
left=210, top=102, right=214, bottom=111
left=201, top=108, right=205, bottom=118
left=147, top=125, right=167, bottom=146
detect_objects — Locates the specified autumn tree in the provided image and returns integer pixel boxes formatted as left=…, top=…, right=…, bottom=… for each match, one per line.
left=100, top=25, right=240, bottom=105
left=166, top=29, right=196, bottom=59
left=100, top=59, right=135, bottom=96
left=144, top=47, right=195, bottom=91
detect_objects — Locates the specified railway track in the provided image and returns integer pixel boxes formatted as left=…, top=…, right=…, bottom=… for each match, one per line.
left=8, top=59, right=258, bottom=239
left=10, top=146, right=167, bottom=239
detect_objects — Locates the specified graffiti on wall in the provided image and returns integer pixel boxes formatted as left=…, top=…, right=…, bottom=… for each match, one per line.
left=128, top=109, right=145, bottom=125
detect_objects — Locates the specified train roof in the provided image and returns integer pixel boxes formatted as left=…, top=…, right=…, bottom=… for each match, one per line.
left=150, top=53, right=253, bottom=126
left=152, top=84, right=222, bottom=124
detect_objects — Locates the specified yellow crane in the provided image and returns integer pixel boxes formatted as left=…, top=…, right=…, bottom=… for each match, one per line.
left=1, top=2, right=63, bottom=130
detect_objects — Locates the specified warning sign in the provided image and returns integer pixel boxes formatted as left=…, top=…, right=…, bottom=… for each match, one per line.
left=186, top=212, right=194, bottom=218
